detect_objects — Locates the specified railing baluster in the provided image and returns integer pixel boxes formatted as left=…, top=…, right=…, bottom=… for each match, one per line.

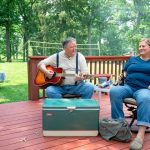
left=107, top=61, right=109, bottom=74
left=103, top=61, right=105, bottom=74
left=99, top=61, right=101, bottom=74
left=90, top=62, right=92, bottom=75
left=115, top=61, right=118, bottom=81
left=90, top=62, right=93, bottom=82
left=118, top=61, right=121, bottom=75
left=94, top=61, right=97, bottom=84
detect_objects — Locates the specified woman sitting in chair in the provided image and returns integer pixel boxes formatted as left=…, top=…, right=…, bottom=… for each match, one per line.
left=110, top=38, right=150, bottom=150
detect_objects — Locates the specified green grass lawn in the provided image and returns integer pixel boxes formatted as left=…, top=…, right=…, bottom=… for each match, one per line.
left=0, top=62, right=28, bottom=104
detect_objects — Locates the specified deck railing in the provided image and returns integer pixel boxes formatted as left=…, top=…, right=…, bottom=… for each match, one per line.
left=86, top=56, right=130, bottom=84
left=28, top=56, right=130, bottom=100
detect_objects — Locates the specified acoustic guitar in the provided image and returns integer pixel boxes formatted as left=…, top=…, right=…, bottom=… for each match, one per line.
left=34, top=65, right=94, bottom=87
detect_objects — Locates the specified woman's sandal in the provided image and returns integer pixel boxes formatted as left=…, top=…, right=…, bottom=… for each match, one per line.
left=130, top=137, right=144, bottom=150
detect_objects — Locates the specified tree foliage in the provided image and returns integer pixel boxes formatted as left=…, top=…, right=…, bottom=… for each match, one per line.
left=0, top=0, right=149, bottom=61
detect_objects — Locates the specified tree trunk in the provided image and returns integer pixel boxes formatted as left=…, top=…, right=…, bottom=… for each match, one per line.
left=133, top=0, right=143, bottom=27
left=88, top=23, right=92, bottom=55
left=6, top=23, right=11, bottom=62
left=23, top=34, right=26, bottom=62
left=23, top=32, right=29, bottom=62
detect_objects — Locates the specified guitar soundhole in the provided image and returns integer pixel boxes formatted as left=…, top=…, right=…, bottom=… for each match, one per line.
left=45, top=77, right=49, bottom=81
left=45, top=72, right=56, bottom=81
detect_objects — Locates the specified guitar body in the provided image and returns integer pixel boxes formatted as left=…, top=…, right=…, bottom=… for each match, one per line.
left=34, top=66, right=64, bottom=87
left=34, top=65, right=102, bottom=88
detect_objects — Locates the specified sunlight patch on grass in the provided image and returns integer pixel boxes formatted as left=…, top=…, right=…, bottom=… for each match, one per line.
left=0, top=98, right=10, bottom=103
left=0, top=62, right=28, bottom=104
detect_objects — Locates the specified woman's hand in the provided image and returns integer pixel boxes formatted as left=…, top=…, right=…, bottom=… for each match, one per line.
left=118, top=73, right=124, bottom=81
left=118, top=71, right=127, bottom=81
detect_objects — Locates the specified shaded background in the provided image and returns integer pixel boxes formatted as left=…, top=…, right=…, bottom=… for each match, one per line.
left=0, top=0, right=150, bottom=61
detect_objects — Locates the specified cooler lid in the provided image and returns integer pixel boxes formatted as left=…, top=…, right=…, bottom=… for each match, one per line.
left=43, top=98, right=99, bottom=109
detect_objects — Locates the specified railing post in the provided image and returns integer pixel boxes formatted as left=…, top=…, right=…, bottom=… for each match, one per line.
left=28, top=57, right=39, bottom=100
left=27, top=56, right=48, bottom=100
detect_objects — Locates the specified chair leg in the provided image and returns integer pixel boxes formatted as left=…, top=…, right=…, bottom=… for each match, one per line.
left=39, top=88, right=46, bottom=99
left=128, top=110, right=150, bottom=133
left=129, top=109, right=138, bottom=133
left=43, top=89, right=46, bottom=98
left=145, top=128, right=150, bottom=133
left=129, top=117, right=135, bottom=127
left=125, top=104, right=150, bottom=133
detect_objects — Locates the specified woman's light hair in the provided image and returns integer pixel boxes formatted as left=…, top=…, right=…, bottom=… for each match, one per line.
left=140, top=38, right=150, bottom=47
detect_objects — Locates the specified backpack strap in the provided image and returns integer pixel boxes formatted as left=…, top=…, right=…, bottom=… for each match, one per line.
left=56, top=53, right=59, bottom=68
left=75, top=52, right=79, bottom=85
left=76, top=52, right=78, bottom=74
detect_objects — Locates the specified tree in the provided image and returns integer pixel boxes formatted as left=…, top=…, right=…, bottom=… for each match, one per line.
left=0, top=0, right=19, bottom=62
left=0, top=0, right=149, bottom=61
left=16, top=0, right=39, bottom=61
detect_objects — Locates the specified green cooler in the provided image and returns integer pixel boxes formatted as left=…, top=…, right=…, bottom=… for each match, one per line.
left=42, top=98, right=99, bottom=136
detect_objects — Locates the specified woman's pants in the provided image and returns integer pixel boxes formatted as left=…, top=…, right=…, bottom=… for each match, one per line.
left=110, top=84, right=150, bottom=127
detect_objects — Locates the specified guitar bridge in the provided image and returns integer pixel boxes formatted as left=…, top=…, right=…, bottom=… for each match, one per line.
left=52, top=72, right=56, bottom=77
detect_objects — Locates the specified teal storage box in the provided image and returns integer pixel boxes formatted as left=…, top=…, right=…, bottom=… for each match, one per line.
left=42, top=98, right=99, bottom=136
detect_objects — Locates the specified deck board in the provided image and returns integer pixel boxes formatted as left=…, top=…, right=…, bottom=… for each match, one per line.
left=0, top=94, right=150, bottom=150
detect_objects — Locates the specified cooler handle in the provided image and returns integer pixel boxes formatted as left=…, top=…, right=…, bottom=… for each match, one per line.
left=67, top=107, right=76, bottom=112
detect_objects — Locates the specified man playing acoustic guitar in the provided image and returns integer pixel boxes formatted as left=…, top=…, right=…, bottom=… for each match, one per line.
left=37, top=37, right=94, bottom=99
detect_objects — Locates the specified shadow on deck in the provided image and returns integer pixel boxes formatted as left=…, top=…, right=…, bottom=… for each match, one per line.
left=0, top=94, right=150, bottom=150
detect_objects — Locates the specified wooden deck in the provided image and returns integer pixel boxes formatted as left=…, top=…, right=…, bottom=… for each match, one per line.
left=0, top=94, right=150, bottom=150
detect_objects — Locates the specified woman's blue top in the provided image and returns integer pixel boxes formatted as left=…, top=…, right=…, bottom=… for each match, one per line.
left=124, top=56, right=150, bottom=91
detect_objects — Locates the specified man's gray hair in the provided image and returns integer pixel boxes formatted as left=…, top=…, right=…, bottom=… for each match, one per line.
left=62, top=37, right=76, bottom=48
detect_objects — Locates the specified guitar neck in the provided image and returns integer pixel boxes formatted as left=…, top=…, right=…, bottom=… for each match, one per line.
left=56, top=73, right=75, bottom=77
left=55, top=73, right=95, bottom=79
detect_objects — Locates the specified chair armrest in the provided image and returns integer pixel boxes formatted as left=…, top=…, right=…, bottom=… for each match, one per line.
left=124, top=98, right=137, bottom=105
left=94, top=74, right=112, bottom=80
